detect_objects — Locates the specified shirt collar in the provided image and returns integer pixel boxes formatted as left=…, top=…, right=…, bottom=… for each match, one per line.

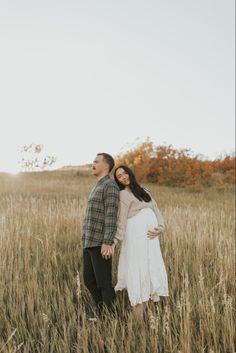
left=97, top=175, right=110, bottom=185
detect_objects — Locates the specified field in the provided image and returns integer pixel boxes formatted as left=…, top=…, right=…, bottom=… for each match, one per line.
left=0, top=171, right=235, bottom=353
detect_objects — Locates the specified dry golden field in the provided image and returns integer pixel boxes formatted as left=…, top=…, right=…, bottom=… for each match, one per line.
left=0, top=171, right=235, bottom=353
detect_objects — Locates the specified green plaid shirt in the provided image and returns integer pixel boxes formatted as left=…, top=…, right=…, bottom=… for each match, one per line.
left=82, top=175, right=120, bottom=248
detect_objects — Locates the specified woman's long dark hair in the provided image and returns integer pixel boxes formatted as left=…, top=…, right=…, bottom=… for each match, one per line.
left=114, top=165, right=151, bottom=202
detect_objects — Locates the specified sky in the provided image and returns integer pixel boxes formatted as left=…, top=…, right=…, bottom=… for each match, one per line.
left=0, top=0, right=235, bottom=173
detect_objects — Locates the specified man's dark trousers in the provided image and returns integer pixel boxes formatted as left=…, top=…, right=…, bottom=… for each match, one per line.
left=83, top=246, right=115, bottom=314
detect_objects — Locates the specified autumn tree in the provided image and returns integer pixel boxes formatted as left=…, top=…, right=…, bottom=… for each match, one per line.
left=116, top=139, right=235, bottom=187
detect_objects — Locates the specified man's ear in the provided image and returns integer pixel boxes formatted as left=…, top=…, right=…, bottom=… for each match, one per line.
left=104, top=163, right=110, bottom=173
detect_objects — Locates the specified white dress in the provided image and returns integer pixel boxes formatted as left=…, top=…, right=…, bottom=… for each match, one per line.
left=115, top=207, right=169, bottom=306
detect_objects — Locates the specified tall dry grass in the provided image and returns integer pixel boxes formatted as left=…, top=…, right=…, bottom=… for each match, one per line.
left=0, top=171, right=235, bottom=353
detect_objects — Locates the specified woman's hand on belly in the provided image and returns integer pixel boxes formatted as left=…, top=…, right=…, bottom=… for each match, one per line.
left=147, top=227, right=163, bottom=239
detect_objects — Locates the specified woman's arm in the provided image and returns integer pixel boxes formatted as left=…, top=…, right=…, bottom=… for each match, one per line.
left=144, top=187, right=165, bottom=230
left=151, top=196, right=165, bottom=230
left=146, top=197, right=165, bottom=239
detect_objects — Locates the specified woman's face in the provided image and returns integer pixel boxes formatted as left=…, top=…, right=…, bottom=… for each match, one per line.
left=115, top=168, right=130, bottom=186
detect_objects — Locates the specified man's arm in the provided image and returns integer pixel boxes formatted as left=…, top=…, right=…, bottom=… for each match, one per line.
left=102, top=183, right=120, bottom=249
left=114, top=191, right=130, bottom=242
left=101, top=183, right=119, bottom=259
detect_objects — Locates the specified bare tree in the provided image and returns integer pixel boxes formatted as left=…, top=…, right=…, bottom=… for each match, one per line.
left=18, top=144, right=56, bottom=172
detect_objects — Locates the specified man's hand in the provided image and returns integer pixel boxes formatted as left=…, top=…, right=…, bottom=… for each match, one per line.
left=147, top=227, right=163, bottom=239
left=101, top=244, right=113, bottom=260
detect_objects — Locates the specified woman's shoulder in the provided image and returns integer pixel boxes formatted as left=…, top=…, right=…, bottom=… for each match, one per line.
left=120, top=188, right=131, bottom=196
left=120, top=189, right=133, bottom=202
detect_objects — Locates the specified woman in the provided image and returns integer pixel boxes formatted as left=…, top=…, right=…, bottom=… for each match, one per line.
left=113, top=165, right=168, bottom=319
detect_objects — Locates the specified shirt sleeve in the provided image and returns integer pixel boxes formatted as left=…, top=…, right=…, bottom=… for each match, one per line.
left=102, top=183, right=120, bottom=245
left=114, top=191, right=131, bottom=242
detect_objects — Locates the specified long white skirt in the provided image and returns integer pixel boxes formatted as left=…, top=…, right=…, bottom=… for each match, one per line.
left=115, top=208, right=169, bottom=306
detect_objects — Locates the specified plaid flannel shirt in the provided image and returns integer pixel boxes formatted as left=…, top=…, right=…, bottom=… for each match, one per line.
left=82, top=175, right=120, bottom=248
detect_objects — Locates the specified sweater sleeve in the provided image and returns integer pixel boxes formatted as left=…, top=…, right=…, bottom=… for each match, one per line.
left=114, top=191, right=131, bottom=242
left=151, top=197, right=165, bottom=230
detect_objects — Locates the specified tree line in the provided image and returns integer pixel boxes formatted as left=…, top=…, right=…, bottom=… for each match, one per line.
left=116, top=140, right=235, bottom=188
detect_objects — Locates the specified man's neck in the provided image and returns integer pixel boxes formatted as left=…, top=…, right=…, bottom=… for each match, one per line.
left=97, top=173, right=109, bottom=181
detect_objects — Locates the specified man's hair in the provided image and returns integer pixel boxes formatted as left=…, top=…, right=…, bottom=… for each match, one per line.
left=97, top=153, right=115, bottom=173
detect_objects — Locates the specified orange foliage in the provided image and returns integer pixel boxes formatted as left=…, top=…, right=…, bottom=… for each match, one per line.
left=116, top=140, right=235, bottom=187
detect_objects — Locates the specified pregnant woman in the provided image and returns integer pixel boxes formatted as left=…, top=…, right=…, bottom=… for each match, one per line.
left=113, top=165, right=168, bottom=319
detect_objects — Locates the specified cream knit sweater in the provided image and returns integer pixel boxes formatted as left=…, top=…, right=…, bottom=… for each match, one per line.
left=114, top=187, right=164, bottom=242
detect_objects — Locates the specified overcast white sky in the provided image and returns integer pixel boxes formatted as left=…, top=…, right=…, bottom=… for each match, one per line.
left=0, top=0, right=235, bottom=172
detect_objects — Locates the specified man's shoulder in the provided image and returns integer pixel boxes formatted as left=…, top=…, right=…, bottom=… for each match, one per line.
left=100, top=178, right=120, bottom=195
left=103, top=177, right=119, bottom=188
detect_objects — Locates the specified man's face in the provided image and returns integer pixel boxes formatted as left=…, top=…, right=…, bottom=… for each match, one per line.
left=92, top=155, right=108, bottom=177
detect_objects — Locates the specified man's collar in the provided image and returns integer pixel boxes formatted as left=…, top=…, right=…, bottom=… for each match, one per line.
left=97, top=174, right=110, bottom=184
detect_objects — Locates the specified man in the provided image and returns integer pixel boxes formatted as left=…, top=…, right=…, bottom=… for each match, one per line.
left=82, top=153, right=119, bottom=315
